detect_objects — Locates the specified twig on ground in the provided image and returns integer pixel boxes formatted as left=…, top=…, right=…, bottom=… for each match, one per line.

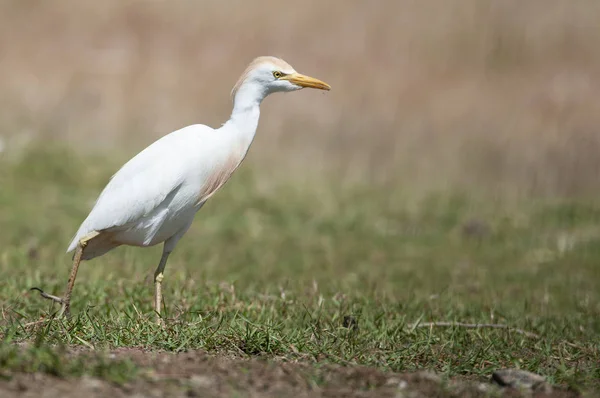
left=408, top=321, right=540, bottom=339
left=409, top=321, right=584, bottom=349
left=22, top=319, right=51, bottom=328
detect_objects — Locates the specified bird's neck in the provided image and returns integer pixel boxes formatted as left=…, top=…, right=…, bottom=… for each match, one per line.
left=223, top=82, right=266, bottom=148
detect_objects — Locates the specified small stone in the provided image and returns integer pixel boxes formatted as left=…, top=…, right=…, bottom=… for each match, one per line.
left=189, top=374, right=214, bottom=389
left=80, top=375, right=104, bottom=391
left=412, top=370, right=441, bottom=384
left=385, top=377, right=408, bottom=389
left=491, top=369, right=552, bottom=392
left=477, top=382, right=490, bottom=392
left=385, top=377, right=398, bottom=386
left=342, top=315, right=358, bottom=331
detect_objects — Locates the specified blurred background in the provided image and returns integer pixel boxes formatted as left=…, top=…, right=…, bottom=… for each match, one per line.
left=1, top=0, right=600, bottom=198
left=2, top=3, right=600, bottom=386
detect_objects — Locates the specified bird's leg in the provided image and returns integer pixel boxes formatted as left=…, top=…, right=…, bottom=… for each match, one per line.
left=59, top=238, right=88, bottom=317
left=153, top=249, right=171, bottom=326
left=152, top=222, right=191, bottom=326
left=31, top=232, right=96, bottom=318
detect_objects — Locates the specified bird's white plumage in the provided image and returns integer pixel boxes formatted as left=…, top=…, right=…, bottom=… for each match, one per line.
left=68, top=123, right=246, bottom=258
left=34, top=56, right=330, bottom=320
left=65, top=55, right=330, bottom=263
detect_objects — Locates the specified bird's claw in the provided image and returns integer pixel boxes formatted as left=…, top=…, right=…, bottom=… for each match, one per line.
left=30, top=287, right=64, bottom=304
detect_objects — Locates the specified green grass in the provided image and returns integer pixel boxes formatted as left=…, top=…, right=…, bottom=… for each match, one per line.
left=0, top=341, right=137, bottom=385
left=0, top=145, right=599, bottom=391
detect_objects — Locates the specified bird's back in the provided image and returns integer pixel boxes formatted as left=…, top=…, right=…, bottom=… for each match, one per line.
left=67, top=123, right=234, bottom=258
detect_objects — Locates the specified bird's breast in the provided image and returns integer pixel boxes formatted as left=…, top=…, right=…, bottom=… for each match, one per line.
left=196, top=148, right=246, bottom=205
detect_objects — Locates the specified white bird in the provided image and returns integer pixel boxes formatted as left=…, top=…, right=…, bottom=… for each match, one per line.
left=33, top=56, right=330, bottom=323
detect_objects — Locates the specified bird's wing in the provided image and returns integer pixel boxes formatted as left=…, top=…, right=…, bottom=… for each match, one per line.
left=67, top=124, right=213, bottom=252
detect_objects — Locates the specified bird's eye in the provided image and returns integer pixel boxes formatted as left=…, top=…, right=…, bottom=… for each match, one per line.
left=273, top=71, right=283, bottom=79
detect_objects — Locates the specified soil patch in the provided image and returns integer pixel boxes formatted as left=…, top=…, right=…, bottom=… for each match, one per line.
left=0, top=348, right=581, bottom=397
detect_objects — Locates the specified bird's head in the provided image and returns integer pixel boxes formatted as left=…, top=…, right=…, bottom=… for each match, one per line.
left=231, top=56, right=330, bottom=101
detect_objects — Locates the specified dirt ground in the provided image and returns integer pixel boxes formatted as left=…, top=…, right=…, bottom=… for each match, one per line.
left=0, top=348, right=579, bottom=398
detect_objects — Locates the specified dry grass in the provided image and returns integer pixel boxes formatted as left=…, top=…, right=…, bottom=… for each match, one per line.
left=2, top=147, right=600, bottom=392
left=1, top=0, right=600, bottom=196
left=2, top=3, right=600, bottom=393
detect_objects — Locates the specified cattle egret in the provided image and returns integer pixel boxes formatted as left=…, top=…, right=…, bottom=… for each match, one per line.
left=33, top=56, right=330, bottom=323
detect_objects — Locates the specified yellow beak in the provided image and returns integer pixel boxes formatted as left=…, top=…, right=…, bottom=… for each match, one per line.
left=281, top=73, right=331, bottom=91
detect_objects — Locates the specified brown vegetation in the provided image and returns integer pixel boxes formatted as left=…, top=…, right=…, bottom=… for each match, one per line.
left=1, top=0, right=600, bottom=196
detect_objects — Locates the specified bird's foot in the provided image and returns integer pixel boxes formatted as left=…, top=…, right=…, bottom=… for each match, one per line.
left=30, top=287, right=70, bottom=318
left=30, top=287, right=64, bottom=304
